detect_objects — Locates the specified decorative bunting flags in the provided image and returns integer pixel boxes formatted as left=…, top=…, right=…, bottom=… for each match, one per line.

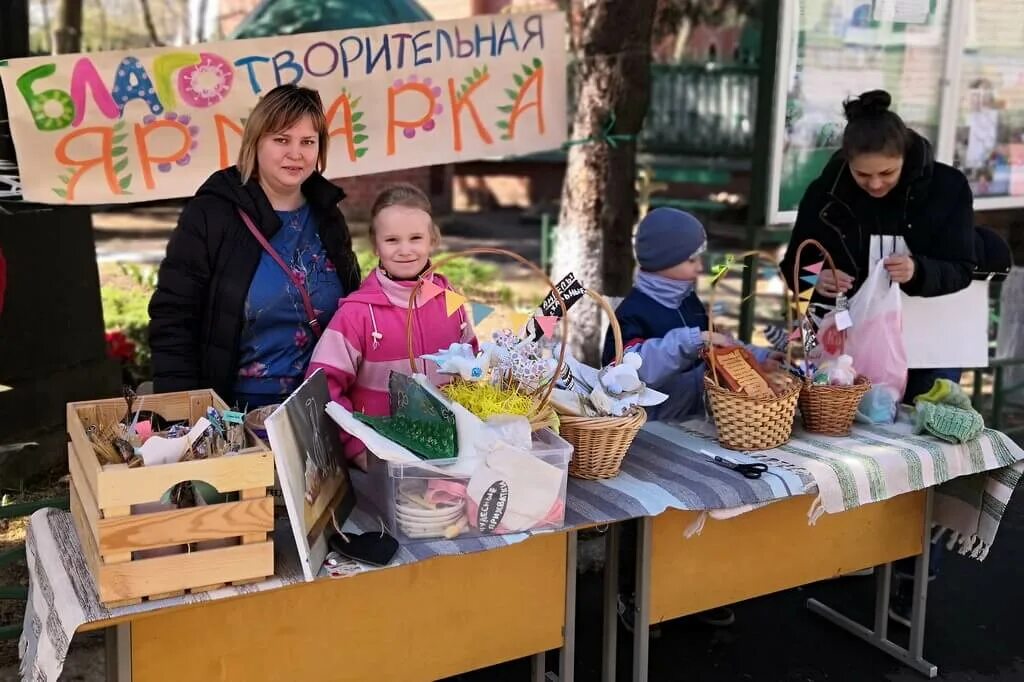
left=788, top=328, right=802, bottom=342
left=798, top=287, right=814, bottom=301
left=535, top=316, right=559, bottom=338
left=803, top=261, right=824, bottom=275
left=419, top=278, right=444, bottom=304
left=444, top=290, right=467, bottom=317
left=800, top=274, right=819, bottom=286
left=796, top=299, right=810, bottom=316
left=469, top=302, right=494, bottom=325
left=508, top=311, right=532, bottom=333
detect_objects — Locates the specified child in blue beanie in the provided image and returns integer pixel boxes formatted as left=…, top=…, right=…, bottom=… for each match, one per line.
left=608, top=208, right=779, bottom=633
left=602, top=207, right=775, bottom=421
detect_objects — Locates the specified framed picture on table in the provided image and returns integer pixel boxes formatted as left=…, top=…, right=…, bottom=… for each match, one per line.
left=265, top=369, right=356, bottom=581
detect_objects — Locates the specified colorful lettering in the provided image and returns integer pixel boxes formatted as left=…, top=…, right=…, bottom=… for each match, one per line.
left=508, top=64, right=545, bottom=138
left=272, top=50, right=303, bottom=86
left=338, top=36, right=364, bottom=79
left=387, top=80, right=437, bottom=155
left=17, top=64, right=75, bottom=131
left=366, top=38, right=392, bottom=74
left=448, top=72, right=493, bottom=152
left=497, top=20, right=520, bottom=53
left=153, top=52, right=201, bottom=111
left=304, top=42, right=339, bottom=78
left=522, top=14, right=545, bottom=51
left=454, top=27, right=475, bottom=58
left=325, top=92, right=358, bottom=162
left=69, top=59, right=118, bottom=127
left=54, top=126, right=120, bottom=199
left=133, top=118, right=191, bottom=190
left=412, top=30, right=433, bottom=67
left=391, top=33, right=412, bottom=69
left=474, top=22, right=498, bottom=58
left=179, top=53, right=234, bottom=108
left=111, top=57, right=164, bottom=116
left=234, top=55, right=270, bottom=95
left=214, top=114, right=244, bottom=169
left=435, top=29, right=455, bottom=61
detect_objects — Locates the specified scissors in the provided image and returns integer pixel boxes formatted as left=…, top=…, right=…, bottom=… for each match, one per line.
left=700, top=450, right=768, bottom=479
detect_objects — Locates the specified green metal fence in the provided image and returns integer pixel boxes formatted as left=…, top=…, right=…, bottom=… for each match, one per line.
left=568, top=61, right=759, bottom=157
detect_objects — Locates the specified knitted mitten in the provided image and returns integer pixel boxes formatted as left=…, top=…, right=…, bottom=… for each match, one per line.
left=913, top=401, right=984, bottom=444
left=915, top=378, right=973, bottom=411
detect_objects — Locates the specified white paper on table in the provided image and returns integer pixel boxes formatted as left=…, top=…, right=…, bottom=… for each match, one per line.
left=901, top=280, right=990, bottom=369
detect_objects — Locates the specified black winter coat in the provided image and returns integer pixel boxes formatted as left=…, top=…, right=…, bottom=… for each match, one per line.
left=781, top=132, right=975, bottom=299
left=148, top=167, right=361, bottom=403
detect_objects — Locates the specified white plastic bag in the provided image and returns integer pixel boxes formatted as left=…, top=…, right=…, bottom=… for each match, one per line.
left=844, top=249, right=908, bottom=401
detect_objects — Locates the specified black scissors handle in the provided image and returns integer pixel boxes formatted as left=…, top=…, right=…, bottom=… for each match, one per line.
left=713, top=456, right=768, bottom=479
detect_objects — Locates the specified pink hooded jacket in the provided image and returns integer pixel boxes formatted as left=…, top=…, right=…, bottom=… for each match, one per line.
left=307, top=269, right=477, bottom=459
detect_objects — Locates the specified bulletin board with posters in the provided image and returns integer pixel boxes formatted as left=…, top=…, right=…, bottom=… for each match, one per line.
left=767, top=0, right=1024, bottom=224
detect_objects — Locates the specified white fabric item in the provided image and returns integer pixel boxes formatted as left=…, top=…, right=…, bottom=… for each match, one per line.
left=466, top=448, right=563, bottom=531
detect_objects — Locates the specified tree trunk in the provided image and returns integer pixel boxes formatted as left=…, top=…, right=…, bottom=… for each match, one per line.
left=92, top=0, right=108, bottom=51
left=196, top=0, right=210, bottom=42
left=53, top=0, right=83, bottom=54
left=40, top=0, right=53, bottom=53
left=552, top=0, right=657, bottom=365
left=138, top=0, right=165, bottom=47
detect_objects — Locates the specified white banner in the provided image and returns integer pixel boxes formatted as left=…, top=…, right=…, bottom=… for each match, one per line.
left=0, top=11, right=567, bottom=204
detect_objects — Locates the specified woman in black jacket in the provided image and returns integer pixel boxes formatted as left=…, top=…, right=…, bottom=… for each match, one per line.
left=149, top=84, right=360, bottom=407
left=781, top=90, right=976, bottom=402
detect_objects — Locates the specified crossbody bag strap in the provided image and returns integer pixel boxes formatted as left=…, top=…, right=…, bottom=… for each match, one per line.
left=237, top=208, right=322, bottom=338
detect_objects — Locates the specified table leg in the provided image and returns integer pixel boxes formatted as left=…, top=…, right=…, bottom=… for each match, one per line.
left=105, top=623, right=131, bottom=682
left=632, top=517, right=652, bottom=682
left=530, top=653, right=546, bottom=682
left=807, top=489, right=938, bottom=678
left=557, top=528, right=577, bottom=682
left=602, top=524, right=620, bottom=682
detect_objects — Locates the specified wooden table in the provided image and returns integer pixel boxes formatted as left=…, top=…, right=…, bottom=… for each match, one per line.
left=604, top=489, right=938, bottom=681
left=83, top=529, right=578, bottom=682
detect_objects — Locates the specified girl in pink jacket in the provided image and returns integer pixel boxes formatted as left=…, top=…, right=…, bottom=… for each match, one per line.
left=307, top=184, right=477, bottom=468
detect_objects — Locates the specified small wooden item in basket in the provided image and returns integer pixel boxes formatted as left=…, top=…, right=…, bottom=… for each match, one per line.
left=791, top=239, right=871, bottom=436
left=708, top=346, right=775, bottom=399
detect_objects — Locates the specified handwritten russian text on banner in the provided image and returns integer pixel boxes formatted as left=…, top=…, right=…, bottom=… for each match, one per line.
left=0, top=12, right=566, bottom=205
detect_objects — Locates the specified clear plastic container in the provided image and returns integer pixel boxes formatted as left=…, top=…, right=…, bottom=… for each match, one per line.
left=366, top=428, right=572, bottom=542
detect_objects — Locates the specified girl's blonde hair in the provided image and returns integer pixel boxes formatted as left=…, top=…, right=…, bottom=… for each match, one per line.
left=237, top=84, right=329, bottom=184
left=369, top=183, right=441, bottom=243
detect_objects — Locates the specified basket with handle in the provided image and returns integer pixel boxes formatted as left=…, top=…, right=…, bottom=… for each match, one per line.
left=791, top=239, right=871, bottom=436
left=554, top=289, right=648, bottom=480
left=405, top=248, right=569, bottom=432
left=704, top=251, right=801, bottom=451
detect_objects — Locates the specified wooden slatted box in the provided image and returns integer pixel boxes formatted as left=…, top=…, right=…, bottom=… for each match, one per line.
left=67, top=389, right=275, bottom=606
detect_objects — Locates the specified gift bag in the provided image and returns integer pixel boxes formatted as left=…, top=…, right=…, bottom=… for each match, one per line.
left=844, top=240, right=908, bottom=400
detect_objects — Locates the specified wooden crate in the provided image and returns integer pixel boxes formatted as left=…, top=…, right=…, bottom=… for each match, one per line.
left=67, top=389, right=275, bottom=607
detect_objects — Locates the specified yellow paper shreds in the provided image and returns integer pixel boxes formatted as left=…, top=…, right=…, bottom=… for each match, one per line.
left=442, top=382, right=534, bottom=421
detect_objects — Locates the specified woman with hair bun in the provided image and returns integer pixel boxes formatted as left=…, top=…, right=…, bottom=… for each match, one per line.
left=781, top=89, right=976, bottom=402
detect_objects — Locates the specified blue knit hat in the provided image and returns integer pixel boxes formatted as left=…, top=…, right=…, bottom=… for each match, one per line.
left=634, top=208, right=707, bottom=272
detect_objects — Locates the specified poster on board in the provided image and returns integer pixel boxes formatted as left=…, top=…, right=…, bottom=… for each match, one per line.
left=0, top=11, right=567, bottom=204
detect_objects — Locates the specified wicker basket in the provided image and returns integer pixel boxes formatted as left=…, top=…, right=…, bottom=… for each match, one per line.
left=791, top=239, right=871, bottom=436
left=406, top=248, right=570, bottom=432
left=799, top=377, right=871, bottom=436
left=553, top=290, right=648, bottom=480
left=705, top=251, right=800, bottom=451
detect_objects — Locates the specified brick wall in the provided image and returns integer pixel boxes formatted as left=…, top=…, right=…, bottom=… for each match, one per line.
left=330, top=165, right=454, bottom=221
